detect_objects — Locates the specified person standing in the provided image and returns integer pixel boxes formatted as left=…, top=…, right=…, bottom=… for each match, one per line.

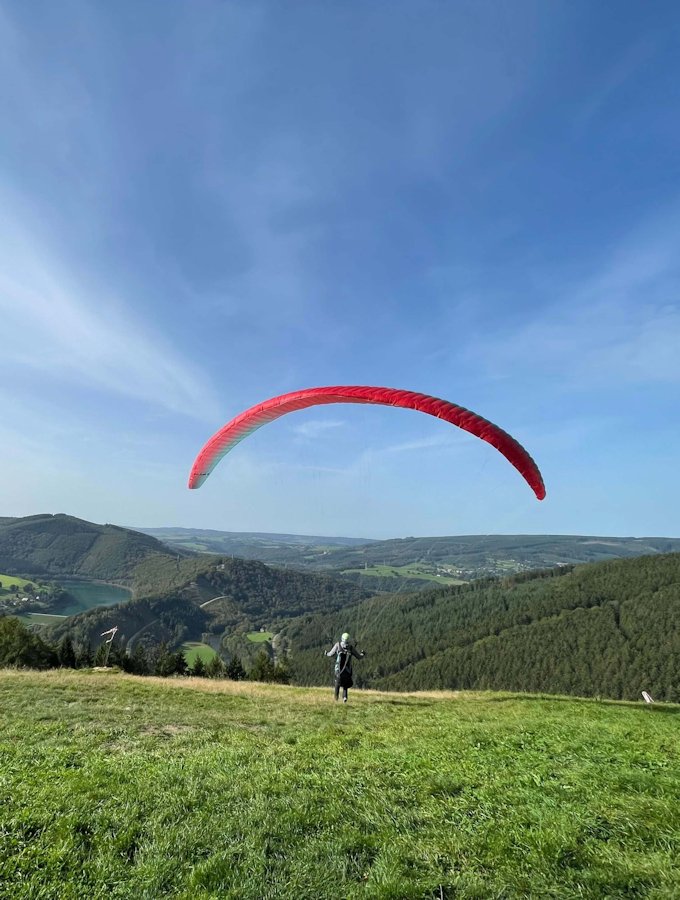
left=325, top=632, right=364, bottom=702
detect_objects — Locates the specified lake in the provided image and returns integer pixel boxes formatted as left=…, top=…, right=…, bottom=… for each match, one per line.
left=54, top=580, right=131, bottom=616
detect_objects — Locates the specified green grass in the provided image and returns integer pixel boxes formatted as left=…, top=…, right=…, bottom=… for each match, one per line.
left=1, top=670, right=679, bottom=899
left=181, top=642, right=218, bottom=666
left=17, top=612, right=68, bottom=626
left=0, top=573, right=35, bottom=592
left=342, top=564, right=465, bottom=585
left=247, top=630, right=274, bottom=642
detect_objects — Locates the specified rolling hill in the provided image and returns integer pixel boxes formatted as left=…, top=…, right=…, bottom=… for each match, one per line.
left=5, top=514, right=680, bottom=705
left=139, top=526, right=680, bottom=585
left=0, top=514, right=372, bottom=655
left=0, top=514, right=180, bottom=583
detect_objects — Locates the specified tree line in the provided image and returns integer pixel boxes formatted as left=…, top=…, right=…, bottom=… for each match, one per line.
left=0, top=616, right=290, bottom=683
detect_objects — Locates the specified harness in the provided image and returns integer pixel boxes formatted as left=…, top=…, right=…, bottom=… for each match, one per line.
left=335, top=643, right=352, bottom=676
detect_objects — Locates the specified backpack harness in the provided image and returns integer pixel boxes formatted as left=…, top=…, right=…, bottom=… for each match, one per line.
left=335, top=643, right=352, bottom=677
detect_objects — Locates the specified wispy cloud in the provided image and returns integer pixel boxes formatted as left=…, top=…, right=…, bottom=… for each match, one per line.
left=199, top=134, right=324, bottom=330
left=572, top=37, right=657, bottom=135
left=0, top=197, right=220, bottom=420
left=293, top=432, right=468, bottom=480
left=374, top=434, right=464, bottom=455
left=292, top=418, right=346, bottom=440
left=466, top=206, right=680, bottom=387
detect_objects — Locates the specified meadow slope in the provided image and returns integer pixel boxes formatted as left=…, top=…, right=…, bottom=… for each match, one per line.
left=1, top=671, right=679, bottom=899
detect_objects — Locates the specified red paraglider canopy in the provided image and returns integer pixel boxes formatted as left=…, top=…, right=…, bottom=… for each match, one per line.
left=188, top=385, right=546, bottom=500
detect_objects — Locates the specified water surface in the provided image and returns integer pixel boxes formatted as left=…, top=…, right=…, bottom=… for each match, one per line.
left=54, top=580, right=131, bottom=616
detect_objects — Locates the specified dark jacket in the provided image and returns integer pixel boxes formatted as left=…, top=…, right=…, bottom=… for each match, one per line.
left=326, top=641, right=363, bottom=678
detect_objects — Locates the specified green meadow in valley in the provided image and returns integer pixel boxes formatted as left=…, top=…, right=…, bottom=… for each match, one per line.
left=1, top=670, right=679, bottom=899
left=0, top=574, right=35, bottom=591
left=247, top=631, right=275, bottom=643
left=180, top=642, right=218, bottom=667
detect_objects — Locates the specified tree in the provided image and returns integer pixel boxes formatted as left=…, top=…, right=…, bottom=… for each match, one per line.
left=0, top=617, right=58, bottom=669
left=249, top=650, right=276, bottom=682
left=108, top=641, right=127, bottom=668
left=226, top=655, right=246, bottom=681
left=57, top=635, right=76, bottom=668
left=128, top=642, right=150, bottom=675
left=191, top=657, right=206, bottom=677
left=173, top=650, right=188, bottom=676
left=75, top=641, right=93, bottom=668
left=272, top=657, right=291, bottom=684
left=93, top=643, right=109, bottom=667
left=154, top=642, right=178, bottom=677
left=205, top=655, right=226, bottom=679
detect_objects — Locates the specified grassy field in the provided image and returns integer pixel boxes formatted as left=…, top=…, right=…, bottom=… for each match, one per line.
left=342, top=564, right=465, bottom=585
left=17, top=612, right=68, bottom=626
left=0, top=573, right=35, bottom=592
left=247, top=630, right=274, bottom=642
left=1, top=670, right=679, bottom=899
left=181, top=642, right=218, bottom=666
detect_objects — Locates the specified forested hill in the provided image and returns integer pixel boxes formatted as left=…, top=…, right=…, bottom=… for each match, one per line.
left=47, top=553, right=371, bottom=651
left=284, top=553, right=680, bottom=702
left=0, top=513, right=371, bottom=653
left=0, top=514, right=178, bottom=583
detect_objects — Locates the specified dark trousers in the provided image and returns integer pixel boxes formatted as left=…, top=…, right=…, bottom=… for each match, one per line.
left=334, top=672, right=351, bottom=701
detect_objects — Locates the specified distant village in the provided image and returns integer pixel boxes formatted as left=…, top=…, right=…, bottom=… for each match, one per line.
left=0, top=579, right=66, bottom=615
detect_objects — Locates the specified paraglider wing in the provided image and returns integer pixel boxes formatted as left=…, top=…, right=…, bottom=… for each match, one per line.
left=188, top=385, right=546, bottom=500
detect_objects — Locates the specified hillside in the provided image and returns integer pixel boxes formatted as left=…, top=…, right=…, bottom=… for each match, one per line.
left=0, top=514, right=179, bottom=583
left=139, top=527, right=680, bottom=585
left=0, top=514, right=372, bottom=656
left=2, top=670, right=679, bottom=899
left=137, top=526, right=372, bottom=556
left=283, top=553, right=680, bottom=702
left=7, top=515, right=680, bottom=705
left=47, top=553, right=370, bottom=652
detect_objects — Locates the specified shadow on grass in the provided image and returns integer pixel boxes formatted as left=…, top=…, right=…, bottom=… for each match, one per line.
left=378, top=698, right=436, bottom=707
left=359, top=694, right=437, bottom=708
left=485, top=693, right=680, bottom=713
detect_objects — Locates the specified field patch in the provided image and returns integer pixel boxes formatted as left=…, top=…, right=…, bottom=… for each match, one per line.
left=247, top=630, right=274, bottom=642
left=0, top=573, right=35, bottom=592
left=342, top=563, right=465, bottom=584
left=17, top=612, right=68, bottom=626
left=181, top=642, right=218, bottom=666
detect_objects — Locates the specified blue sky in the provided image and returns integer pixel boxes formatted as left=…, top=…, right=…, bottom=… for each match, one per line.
left=2, top=0, right=680, bottom=538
